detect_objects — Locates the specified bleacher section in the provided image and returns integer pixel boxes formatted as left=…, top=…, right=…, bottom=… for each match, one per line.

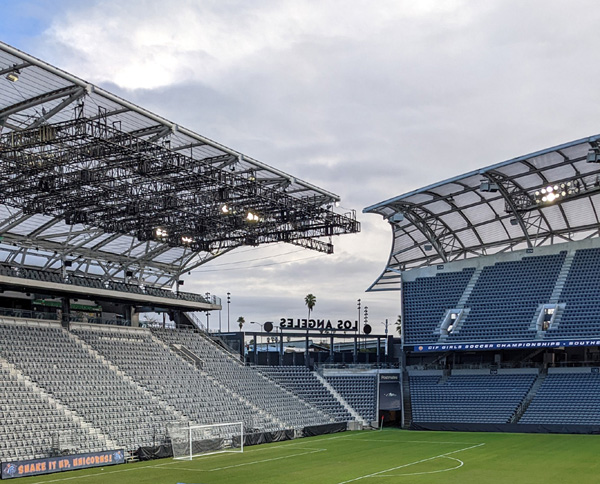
left=0, top=365, right=106, bottom=462
left=0, top=319, right=365, bottom=463
left=400, top=248, right=600, bottom=344
left=520, top=369, right=600, bottom=425
left=446, top=253, right=566, bottom=342
left=0, top=263, right=208, bottom=304
left=547, top=248, right=600, bottom=338
left=259, top=366, right=353, bottom=422
left=403, top=268, right=475, bottom=344
left=0, top=321, right=185, bottom=454
left=409, top=372, right=536, bottom=423
left=324, top=375, right=377, bottom=422
left=150, top=328, right=336, bottom=429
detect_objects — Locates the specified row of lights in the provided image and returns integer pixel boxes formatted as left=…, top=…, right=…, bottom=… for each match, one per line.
left=221, top=204, right=263, bottom=222
left=533, top=182, right=580, bottom=205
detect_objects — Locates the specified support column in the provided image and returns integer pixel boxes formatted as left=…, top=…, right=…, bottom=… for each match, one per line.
left=60, top=297, right=70, bottom=329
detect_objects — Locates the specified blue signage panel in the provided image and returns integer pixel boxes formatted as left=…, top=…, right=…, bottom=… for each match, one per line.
left=412, top=338, right=600, bottom=353
left=1, top=449, right=124, bottom=479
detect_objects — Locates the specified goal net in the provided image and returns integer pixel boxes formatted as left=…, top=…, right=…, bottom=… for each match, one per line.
left=170, top=422, right=244, bottom=460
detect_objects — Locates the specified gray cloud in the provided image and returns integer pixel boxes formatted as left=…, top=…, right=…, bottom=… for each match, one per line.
left=5, top=0, right=600, bottom=333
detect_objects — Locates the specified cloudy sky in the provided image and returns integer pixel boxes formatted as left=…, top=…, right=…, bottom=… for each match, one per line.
left=3, top=0, right=600, bottom=334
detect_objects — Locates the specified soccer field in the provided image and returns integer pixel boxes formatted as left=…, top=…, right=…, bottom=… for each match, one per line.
left=15, top=429, right=600, bottom=484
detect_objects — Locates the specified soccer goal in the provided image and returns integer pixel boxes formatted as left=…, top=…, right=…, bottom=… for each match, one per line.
left=170, top=422, right=244, bottom=460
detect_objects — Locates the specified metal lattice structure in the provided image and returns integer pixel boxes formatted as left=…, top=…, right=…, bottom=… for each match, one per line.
left=0, top=41, right=359, bottom=287
left=364, top=135, right=600, bottom=291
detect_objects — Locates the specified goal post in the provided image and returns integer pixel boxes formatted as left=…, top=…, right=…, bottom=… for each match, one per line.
left=170, top=422, right=244, bottom=460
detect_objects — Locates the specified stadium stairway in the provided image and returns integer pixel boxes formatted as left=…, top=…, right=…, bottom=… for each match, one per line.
left=402, top=370, right=412, bottom=428
left=509, top=369, right=547, bottom=423
left=313, top=372, right=366, bottom=425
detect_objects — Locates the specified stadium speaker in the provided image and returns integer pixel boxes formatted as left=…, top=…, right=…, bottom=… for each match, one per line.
left=363, top=324, right=372, bottom=335
left=264, top=321, right=274, bottom=332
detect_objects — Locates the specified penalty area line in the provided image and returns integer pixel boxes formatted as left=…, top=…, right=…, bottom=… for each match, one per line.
left=336, top=442, right=485, bottom=484
left=149, top=447, right=328, bottom=472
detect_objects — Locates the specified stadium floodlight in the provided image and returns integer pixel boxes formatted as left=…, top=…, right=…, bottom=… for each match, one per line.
left=5, top=70, right=18, bottom=82
left=246, top=211, right=260, bottom=222
left=154, top=227, right=168, bottom=239
left=221, top=204, right=231, bottom=214
left=533, top=182, right=579, bottom=206
left=181, top=235, right=194, bottom=244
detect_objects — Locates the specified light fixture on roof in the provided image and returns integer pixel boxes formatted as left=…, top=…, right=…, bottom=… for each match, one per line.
left=5, top=70, right=19, bottom=82
left=181, top=235, right=194, bottom=244
left=246, top=211, right=260, bottom=222
left=480, top=178, right=499, bottom=192
left=587, top=147, right=600, bottom=163
left=533, top=183, right=576, bottom=206
left=154, top=227, right=168, bottom=239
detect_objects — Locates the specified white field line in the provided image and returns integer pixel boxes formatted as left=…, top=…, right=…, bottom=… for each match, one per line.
left=336, top=442, right=485, bottom=484
left=150, top=447, right=328, bottom=472
left=374, top=455, right=463, bottom=478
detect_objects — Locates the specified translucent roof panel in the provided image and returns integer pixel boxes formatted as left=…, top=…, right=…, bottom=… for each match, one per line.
left=364, top=134, right=600, bottom=291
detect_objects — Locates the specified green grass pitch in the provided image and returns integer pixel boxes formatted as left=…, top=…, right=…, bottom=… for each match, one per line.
left=15, top=429, right=600, bottom=484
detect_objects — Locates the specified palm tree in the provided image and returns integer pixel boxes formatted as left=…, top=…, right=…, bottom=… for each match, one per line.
left=395, top=314, right=402, bottom=336
left=304, top=294, right=316, bottom=320
left=237, top=316, right=245, bottom=331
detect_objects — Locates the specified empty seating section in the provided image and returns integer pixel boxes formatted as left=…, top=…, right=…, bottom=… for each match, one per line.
left=410, top=373, right=535, bottom=423
left=520, top=372, right=600, bottom=425
left=0, top=262, right=207, bottom=304
left=446, top=253, right=566, bottom=342
left=403, top=268, right=475, bottom=344
left=260, top=366, right=352, bottom=422
left=0, top=366, right=105, bottom=462
left=0, top=321, right=183, bottom=453
left=151, top=328, right=335, bottom=429
left=325, top=375, right=377, bottom=422
left=73, top=327, right=281, bottom=432
left=547, top=248, right=600, bottom=338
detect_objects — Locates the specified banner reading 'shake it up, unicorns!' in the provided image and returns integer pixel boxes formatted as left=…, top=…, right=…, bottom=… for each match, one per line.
left=1, top=449, right=124, bottom=479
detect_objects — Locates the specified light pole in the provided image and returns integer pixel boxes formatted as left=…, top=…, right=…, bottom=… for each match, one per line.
left=227, top=292, right=231, bottom=332
left=205, top=292, right=210, bottom=332
left=249, top=321, right=263, bottom=364
left=363, top=306, right=368, bottom=354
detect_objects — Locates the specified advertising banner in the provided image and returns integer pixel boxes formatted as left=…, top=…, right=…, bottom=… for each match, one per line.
left=412, top=338, right=600, bottom=353
left=1, top=449, right=125, bottom=479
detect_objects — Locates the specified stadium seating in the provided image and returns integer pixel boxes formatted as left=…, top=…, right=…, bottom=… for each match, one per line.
left=151, top=328, right=335, bottom=429
left=520, top=370, right=600, bottom=425
left=446, top=253, right=566, bottom=342
left=0, top=263, right=209, bottom=304
left=0, top=365, right=106, bottom=462
left=409, top=372, right=536, bottom=423
left=259, top=366, right=353, bottom=422
left=0, top=320, right=185, bottom=455
left=324, top=375, right=377, bottom=422
left=72, top=326, right=283, bottom=432
left=546, top=248, right=600, bottom=338
left=402, top=268, right=475, bottom=344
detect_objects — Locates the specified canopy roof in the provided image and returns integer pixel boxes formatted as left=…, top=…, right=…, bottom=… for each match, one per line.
left=0, top=42, right=358, bottom=287
left=364, top=134, right=600, bottom=291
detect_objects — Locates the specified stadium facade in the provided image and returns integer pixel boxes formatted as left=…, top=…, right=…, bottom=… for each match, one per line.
left=365, top=134, right=600, bottom=433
